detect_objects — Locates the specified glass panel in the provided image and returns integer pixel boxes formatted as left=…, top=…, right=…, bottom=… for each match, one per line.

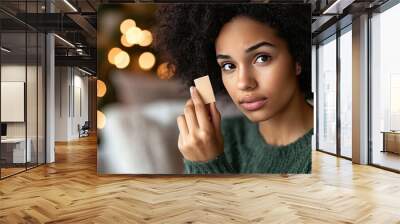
left=339, top=28, right=352, bottom=158
left=27, top=30, right=38, bottom=169
left=371, top=3, right=400, bottom=171
left=1, top=31, right=27, bottom=177
left=26, top=0, right=38, bottom=169
left=38, top=32, right=45, bottom=165
left=317, top=36, right=337, bottom=154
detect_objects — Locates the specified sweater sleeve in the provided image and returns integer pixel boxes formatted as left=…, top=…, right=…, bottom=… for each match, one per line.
left=183, top=116, right=244, bottom=174
left=183, top=152, right=237, bottom=174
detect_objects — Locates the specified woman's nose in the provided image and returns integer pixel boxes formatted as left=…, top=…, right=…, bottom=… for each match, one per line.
left=237, top=66, right=257, bottom=91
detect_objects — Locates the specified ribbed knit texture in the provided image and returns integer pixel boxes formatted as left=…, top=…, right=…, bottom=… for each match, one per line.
left=184, top=116, right=312, bottom=174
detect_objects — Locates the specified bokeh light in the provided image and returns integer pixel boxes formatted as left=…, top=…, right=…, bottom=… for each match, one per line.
left=157, top=62, right=175, bottom=80
left=121, top=34, right=133, bottom=47
left=107, top=47, right=122, bottom=64
left=126, top=27, right=144, bottom=45
left=114, top=50, right=130, bottom=69
left=97, top=80, right=107, bottom=97
left=97, top=110, right=106, bottom=129
left=138, top=52, right=156, bottom=70
left=120, top=19, right=136, bottom=34
left=138, top=30, right=153, bottom=47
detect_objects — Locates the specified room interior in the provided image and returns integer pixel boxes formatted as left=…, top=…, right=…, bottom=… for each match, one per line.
left=0, top=0, right=399, bottom=222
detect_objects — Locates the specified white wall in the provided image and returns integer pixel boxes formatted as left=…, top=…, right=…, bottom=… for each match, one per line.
left=1, top=64, right=46, bottom=164
left=54, top=66, right=89, bottom=141
left=1, top=65, right=39, bottom=137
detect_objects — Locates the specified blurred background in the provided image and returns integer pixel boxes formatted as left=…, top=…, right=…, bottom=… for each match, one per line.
left=97, top=4, right=240, bottom=174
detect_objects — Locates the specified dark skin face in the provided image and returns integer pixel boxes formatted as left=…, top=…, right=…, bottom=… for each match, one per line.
left=176, top=16, right=312, bottom=162
left=215, top=16, right=302, bottom=123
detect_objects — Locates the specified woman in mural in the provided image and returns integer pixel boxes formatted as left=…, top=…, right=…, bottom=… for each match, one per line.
left=155, top=4, right=313, bottom=174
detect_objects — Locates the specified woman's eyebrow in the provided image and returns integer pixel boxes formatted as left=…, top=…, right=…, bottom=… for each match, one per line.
left=216, top=54, right=231, bottom=60
left=245, top=41, right=275, bottom=53
left=216, top=41, right=275, bottom=59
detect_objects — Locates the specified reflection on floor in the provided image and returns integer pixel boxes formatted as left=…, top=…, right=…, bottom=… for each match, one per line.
left=373, top=150, right=400, bottom=171
left=0, top=135, right=400, bottom=222
left=0, top=162, right=42, bottom=178
left=0, top=167, right=25, bottom=178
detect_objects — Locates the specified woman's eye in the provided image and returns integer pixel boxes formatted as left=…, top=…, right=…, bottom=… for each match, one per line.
left=221, top=63, right=236, bottom=72
left=255, top=55, right=271, bottom=64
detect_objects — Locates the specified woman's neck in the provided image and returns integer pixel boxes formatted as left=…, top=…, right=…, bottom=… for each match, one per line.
left=258, top=89, right=313, bottom=146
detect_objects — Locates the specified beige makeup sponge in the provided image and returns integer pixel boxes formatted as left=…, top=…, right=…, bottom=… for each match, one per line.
left=194, top=75, right=216, bottom=104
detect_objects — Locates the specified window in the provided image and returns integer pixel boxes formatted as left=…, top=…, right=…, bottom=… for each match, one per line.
left=339, top=27, right=352, bottom=158
left=317, top=35, right=337, bottom=154
left=370, top=2, right=400, bottom=171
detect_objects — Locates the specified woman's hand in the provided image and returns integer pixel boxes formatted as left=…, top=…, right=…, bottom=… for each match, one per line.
left=177, top=86, right=223, bottom=162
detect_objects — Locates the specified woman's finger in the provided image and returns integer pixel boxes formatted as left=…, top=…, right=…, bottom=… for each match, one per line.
left=209, top=102, right=221, bottom=133
left=177, top=114, right=189, bottom=137
left=178, top=134, right=183, bottom=150
left=190, top=86, right=212, bottom=131
left=184, top=99, right=199, bottom=133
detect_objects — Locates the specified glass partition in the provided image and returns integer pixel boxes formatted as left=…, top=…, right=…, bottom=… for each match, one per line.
left=370, top=2, right=400, bottom=171
left=317, top=35, right=337, bottom=155
left=1, top=29, right=28, bottom=177
left=0, top=1, right=46, bottom=179
left=339, top=27, right=352, bottom=158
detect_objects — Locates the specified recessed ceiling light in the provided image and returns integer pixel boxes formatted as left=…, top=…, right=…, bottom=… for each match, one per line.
left=63, top=0, right=78, bottom=12
left=1, top=47, right=11, bottom=53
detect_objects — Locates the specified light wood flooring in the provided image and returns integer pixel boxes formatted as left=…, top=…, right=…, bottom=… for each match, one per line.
left=0, top=135, right=400, bottom=223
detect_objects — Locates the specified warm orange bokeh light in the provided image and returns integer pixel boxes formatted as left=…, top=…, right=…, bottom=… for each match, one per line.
left=126, top=27, right=143, bottom=45
left=138, top=52, right=156, bottom=70
left=120, top=19, right=136, bottom=34
left=107, top=47, right=122, bottom=64
left=121, top=34, right=133, bottom=47
left=97, top=110, right=106, bottom=129
left=139, top=30, right=153, bottom=47
left=114, top=50, right=130, bottom=69
left=157, top=62, right=175, bottom=80
left=97, top=80, right=107, bottom=97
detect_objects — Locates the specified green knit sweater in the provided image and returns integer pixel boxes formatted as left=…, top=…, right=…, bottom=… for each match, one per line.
left=184, top=116, right=312, bottom=174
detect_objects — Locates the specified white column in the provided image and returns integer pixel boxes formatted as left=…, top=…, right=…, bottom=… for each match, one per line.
left=46, top=1, right=55, bottom=163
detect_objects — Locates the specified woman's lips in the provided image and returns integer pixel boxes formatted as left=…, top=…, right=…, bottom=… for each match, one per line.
left=239, top=97, right=267, bottom=111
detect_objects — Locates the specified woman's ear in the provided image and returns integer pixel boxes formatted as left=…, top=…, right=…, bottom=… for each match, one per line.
left=296, top=63, right=302, bottom=76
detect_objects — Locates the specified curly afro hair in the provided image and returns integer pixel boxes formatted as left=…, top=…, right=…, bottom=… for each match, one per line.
left=154, top=3, right=311, bottom=99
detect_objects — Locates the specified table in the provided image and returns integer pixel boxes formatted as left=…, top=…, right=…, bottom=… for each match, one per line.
left=1, top=138, right=32, bottom=163
left=381, top=131, right=400, bottom=154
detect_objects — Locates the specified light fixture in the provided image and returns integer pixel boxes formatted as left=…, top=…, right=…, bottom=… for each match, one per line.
left=54, top=34, right=75, bottom=48
left=1, top=47, right=11, bottom=53
left=77, top=67, right=93, bottom=76
left=322, top=0, right=354, bottom=15
left=76, top=48, right=84, bottom=55
left=63, top=0, right=78, bottom=12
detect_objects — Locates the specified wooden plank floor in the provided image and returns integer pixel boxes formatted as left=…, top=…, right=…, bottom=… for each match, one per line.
left=1, top=135, right=400, bottom=224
